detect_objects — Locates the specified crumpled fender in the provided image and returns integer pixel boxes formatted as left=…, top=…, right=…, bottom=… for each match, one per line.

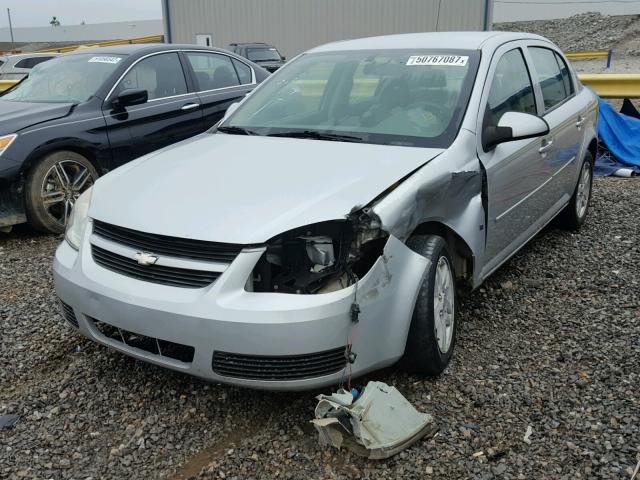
left=372, top=129, right=486, bottom=286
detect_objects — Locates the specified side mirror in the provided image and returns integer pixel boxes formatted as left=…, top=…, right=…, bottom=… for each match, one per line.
left=112, top=88, right=148, bottom=109
left=221, top=101, right=241, bottom=122
left=281, top=56, right=286, bottom=61
left=483, top=112, right=549, bottom=151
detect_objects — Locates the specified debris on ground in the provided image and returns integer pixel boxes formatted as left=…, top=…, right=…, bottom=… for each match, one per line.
left=311, top=381, right=437, bottom=459
left=523, top=425, right=533, bottom=445
left=0, top=414, right=19, bottom=429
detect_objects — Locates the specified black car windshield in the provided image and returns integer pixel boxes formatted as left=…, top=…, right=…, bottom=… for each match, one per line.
left=247, top=47, right=282, bottom=62
left=2, top=53, right=124, bottom=103
left=223, top=49, right=479, bottom=148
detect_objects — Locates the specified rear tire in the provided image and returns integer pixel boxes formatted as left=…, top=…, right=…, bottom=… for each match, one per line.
left=25, top=151, right=98, bottom=234
left=403, top=235, right=458, bottom=376
left=558, top=152, right=593, bottom=231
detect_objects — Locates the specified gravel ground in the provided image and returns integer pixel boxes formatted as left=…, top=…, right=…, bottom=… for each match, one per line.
left=1, top=177, right=639, bottom=479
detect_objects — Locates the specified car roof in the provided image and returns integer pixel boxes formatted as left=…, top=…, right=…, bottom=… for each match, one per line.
left=231, top=43, right=273, bottom=47
left=63, top=43, right=235, bottom=56
left=309, top=31, right=551, bottom=53
left=3, top=52, right=59, bottom=58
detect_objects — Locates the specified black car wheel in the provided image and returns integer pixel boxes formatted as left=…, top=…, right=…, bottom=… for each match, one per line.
left=403, top=234, right=458, bottom=376
left=25, top=151, right=98, bottom=233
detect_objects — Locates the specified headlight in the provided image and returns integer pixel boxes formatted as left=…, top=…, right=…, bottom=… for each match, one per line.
left=65, top=187, right=93, bottom=250
left=0, top=134, right=17, bottom=156
left=248, top=215, right=388, bottom=294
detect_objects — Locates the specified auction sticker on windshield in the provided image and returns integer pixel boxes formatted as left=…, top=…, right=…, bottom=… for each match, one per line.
left=88, top=56, right=122, bottom=64
left=406, top=55, right=468, bottom=66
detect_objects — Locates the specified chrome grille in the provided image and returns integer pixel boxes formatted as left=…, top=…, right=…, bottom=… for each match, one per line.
left=93, top=220, right=243, bottom=263
left=212, top=347, right=347, bottom=381
left=92, top=245, right=220, bottom=288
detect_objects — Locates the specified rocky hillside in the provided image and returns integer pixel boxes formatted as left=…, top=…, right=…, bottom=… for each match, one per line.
left=494, top=12, right=640, bottom=53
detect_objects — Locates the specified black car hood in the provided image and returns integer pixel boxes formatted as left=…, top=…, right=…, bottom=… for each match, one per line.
left=0, top=100, right=74, bottom=134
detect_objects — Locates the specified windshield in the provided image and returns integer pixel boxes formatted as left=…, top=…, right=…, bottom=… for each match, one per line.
left=2, top=53, right=124, bottom=103
left=247, top=47, right=282, bottom=62
left=223, top=50, right=479, bottom=148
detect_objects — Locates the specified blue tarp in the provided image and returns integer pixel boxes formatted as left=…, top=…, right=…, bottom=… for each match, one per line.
left=595, top=97, right=640, bottom=176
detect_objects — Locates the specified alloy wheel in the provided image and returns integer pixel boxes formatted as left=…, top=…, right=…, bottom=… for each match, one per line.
left=576, top=161, right=592, bottom=219
left=433, top=256, right=455, bottom=354
left=40, top=160, right=95, bottom=227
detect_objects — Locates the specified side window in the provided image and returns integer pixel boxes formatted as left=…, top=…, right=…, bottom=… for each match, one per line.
left=116, top=53, right=188, bottom=101
left=232, top=59, right=252, bottom=85
left=554, top=51, right=574, bottom=97
left=185, top=52, right=240, bottom=91
left=485, top=48, right=536, bottom=129
left=347, top=62, right=381, bottom=104
left=528, top=47, right=568, bottom=111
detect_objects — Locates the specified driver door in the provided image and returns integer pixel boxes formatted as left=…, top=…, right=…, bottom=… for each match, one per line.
left=103, top=52, right=203, bottom=166
left=477, top=43, right=550, bottom=278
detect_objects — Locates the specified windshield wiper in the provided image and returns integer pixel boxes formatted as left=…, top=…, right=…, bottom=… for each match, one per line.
left=216, top=125, right=257, bottom=135
left=267, top=130, right=364, bottom=143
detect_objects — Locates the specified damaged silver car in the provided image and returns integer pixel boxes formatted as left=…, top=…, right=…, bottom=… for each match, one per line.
left=53, top=32, right=598, bottom=390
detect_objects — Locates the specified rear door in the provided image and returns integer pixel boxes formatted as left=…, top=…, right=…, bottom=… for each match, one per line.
left=524, top=45, right=587, bottom=203
left=477, top=43, right=549, bottom=276
left=183, top=51, right=256, bottom=129
left=103, top=51, right=203, bottom=165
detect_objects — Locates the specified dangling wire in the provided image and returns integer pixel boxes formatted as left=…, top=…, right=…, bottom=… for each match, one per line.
left=339, top=269, right=360, bottom=391
left=346, top=269, right=360, bottom=391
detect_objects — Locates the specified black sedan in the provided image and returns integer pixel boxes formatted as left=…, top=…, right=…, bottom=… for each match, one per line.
left=0, top=44, right=269, bottom=233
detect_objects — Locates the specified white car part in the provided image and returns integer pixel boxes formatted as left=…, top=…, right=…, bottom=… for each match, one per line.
left=311, top=381, right=436, bottom=459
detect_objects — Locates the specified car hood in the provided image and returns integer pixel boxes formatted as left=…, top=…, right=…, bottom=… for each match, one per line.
left=0, top=100, right=74, bottom=134
left=90, top=134, right=443, bottom=244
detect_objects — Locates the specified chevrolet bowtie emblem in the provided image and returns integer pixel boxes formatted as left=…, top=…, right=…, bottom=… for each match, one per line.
left=133, top=252, right=159, bottom=266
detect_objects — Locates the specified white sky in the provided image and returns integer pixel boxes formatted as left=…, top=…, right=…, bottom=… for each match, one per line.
left=1, top=0, right=161, bottom=28
left=1, top=0, right=640, bottom=28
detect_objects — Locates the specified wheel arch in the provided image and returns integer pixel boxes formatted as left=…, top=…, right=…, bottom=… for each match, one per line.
left=20, top=141, right=102, bottom=178
left=410, top=221, right=475, bottom=290
left=586, top=137, right=597, bottom=166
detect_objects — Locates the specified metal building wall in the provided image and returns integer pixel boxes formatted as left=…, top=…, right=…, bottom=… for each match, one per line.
left=164, top=0, right=492, bottom=58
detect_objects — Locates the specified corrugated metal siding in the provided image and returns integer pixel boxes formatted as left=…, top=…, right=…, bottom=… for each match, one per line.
left=166, top=0, right=491, bottom=57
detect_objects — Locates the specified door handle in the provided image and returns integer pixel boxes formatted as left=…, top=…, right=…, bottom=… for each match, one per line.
left=576, top=116, right=586, bottom=128
left=538, top=139, right=554, bottom=154
left=181, top=103, right=200, bottom=111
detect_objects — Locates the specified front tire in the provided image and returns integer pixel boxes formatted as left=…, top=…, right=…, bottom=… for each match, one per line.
left=403, top=235, right=458, bottom=376
left=558, top=152, right=593, bottom=230
left=25, top=151, right=98, bottom=234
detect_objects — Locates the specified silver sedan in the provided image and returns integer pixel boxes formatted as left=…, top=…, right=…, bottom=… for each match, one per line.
left=54, top=31, right=597, bottom=390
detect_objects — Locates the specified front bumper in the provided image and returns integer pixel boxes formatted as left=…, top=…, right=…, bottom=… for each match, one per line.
left=53, top=225, right=428, bottom=390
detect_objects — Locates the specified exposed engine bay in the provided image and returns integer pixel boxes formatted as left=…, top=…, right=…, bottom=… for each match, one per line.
left=249, top=209, right=389, bottom=294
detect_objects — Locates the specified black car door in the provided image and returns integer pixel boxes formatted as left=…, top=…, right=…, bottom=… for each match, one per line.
left=103, top=51, right=203, bottom=165
left=182, top=51, right=255, bottom=129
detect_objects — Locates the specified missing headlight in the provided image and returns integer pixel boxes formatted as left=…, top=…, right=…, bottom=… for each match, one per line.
left=249, top=213, right=388, bottom=294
